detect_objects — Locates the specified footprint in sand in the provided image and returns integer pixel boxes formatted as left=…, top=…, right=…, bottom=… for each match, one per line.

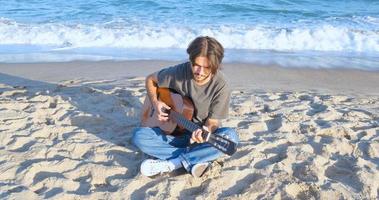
left=254, top=154, right=287, bottom=169
left=285, top=183, right=320, bottom=199
left=31, top=171, right=80, bottom=198
left=7, top=137, right=37, bottom=152
left=33, top=171, right=65, bottom=185
left=298, top=94, right=314, bottom=101
left=70, top=114, right=106, bottom=128
left=316, top=126, right=353, bottom=140
left=354, top=141, right=379, bottom=163
left=346, top=108, right=374, bottom=120
left=237, top=120, right=253, bottom=129
left=314, top=119, right=331, bottom=128
left=218, top=173, right=265, bottom=198
left=278, top=92, right=292, bottom=101
left=292, top=162, right=319, bottom=182
left=254, top=143, right=289, bottom=169
left=307, top=103, right=327, bottom=116
left=325, top=156, right=363, bottom=192
left=265, top=115, right=283, bottom=132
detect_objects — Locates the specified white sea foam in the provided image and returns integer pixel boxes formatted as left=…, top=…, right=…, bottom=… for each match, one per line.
left=1, top=19, right=378, bottom=53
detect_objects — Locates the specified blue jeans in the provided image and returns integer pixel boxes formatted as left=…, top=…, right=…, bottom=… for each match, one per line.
left=132, top=127, right=239, bottom=172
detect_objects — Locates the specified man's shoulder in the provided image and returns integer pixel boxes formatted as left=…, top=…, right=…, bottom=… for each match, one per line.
left=169, top=61, right=190, bottom=70
left=157, top=61, right=191, bottom=89
left=159, top=62, right=189, bottom=75
left=213, top=70, right=230, bottom=89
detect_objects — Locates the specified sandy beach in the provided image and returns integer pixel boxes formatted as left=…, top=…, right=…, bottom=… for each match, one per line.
left=0, top=61, right=378, bottom=199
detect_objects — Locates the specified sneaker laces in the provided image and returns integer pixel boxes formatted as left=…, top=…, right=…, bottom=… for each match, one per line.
left=140, top=159, right=174, bottom=177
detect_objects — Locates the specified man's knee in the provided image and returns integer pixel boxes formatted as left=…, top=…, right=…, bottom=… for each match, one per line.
left=215, top=127, right=239, bottom=143
left=131, top=127, right=154, bottom=149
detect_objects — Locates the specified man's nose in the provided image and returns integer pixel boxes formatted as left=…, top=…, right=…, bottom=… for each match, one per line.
left=195, top=66, right=202, bottom=74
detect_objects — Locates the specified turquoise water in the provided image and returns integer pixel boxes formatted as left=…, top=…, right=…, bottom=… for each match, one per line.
left=0, top=0, right=378, bottom=69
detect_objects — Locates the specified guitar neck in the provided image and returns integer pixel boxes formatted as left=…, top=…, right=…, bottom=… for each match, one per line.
left=170, top=110, right=200, bottom=133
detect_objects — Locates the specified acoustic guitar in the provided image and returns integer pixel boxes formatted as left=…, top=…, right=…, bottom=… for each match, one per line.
left=141, top=88, right=237, bottom=156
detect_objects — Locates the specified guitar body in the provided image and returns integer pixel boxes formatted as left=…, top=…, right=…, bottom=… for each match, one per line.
left=141, top=88, right=195, bottom=135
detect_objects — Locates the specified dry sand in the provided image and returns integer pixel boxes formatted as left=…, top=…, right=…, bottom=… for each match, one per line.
left=0, top=61, right=378, bottom=199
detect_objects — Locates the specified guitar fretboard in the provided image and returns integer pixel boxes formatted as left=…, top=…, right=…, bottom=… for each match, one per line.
left=170, top=110, right=200, bottom=132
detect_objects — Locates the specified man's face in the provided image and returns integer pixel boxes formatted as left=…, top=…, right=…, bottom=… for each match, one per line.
left=191, top=56, right=212, bottom=83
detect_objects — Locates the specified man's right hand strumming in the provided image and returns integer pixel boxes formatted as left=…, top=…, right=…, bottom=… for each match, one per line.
left=153, top=100, right=171, bottom=122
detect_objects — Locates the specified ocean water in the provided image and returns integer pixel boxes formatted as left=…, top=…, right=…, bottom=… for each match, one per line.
left=0, top=0, right=378, bottom=70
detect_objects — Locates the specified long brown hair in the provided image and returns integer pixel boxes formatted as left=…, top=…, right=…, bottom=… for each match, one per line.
left=186, top=36, right=224, bottom=74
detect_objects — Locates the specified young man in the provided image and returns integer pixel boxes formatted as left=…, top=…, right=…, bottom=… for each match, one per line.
left=132, top=36, right=239, bottom=177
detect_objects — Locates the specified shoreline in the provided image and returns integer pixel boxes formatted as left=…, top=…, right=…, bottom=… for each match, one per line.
left=1, top=60, right=378, bottom=96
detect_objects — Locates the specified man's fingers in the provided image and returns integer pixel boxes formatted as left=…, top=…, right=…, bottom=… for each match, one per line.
left=192, top=129, right=204, bottom=143
left=155, top=102, right=170, bottom=121
left=160, top=103, right=171, bottom=111
left=158, top=115, right=169, bottom=121
left=197, top=131, right=204, bottom=143
left=163, top=103, right=171, bottom=109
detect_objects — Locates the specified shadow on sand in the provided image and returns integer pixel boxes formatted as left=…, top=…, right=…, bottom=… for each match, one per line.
left=0, top=72, right=146, bottom=196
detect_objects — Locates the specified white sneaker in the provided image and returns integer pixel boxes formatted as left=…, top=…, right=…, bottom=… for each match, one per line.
left=140, top=159, right=174, bottom=177
left=191, top=163, right=210, bottom=178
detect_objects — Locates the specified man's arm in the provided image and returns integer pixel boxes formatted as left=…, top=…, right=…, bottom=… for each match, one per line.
left=145, top=72, right=170, bottom=121
left=145, top=72, right=159, bottom=104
